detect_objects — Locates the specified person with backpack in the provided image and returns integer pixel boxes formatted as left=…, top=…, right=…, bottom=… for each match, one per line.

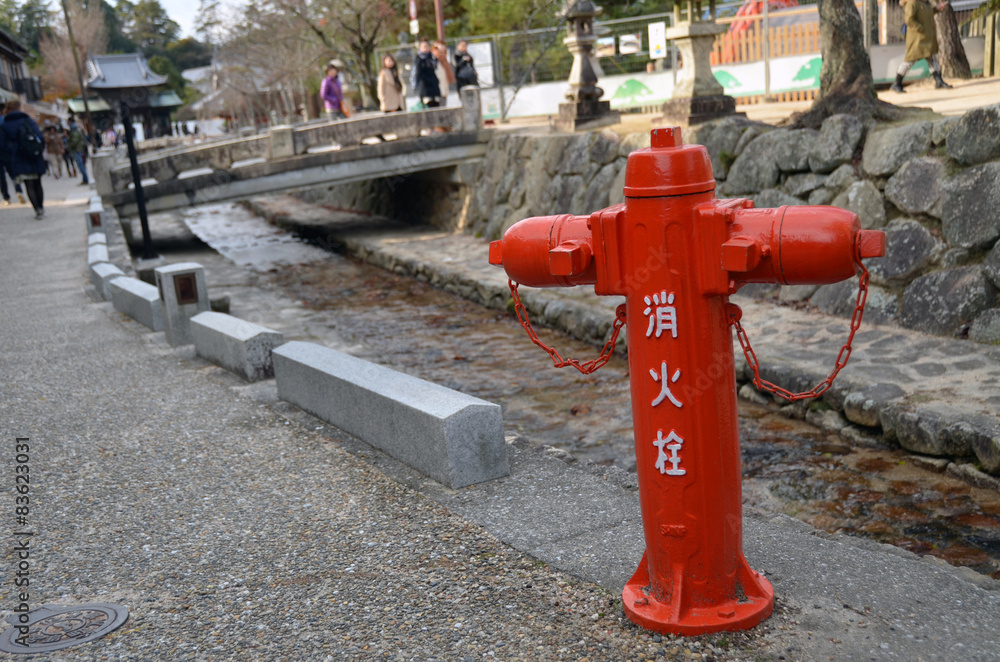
left=453, top=40, right=479, bottom=91
left=0, top=110, right=27, bottom=207
left=0, top=100, right=47, bottom=219
left=67, top=117, right=89, bottom=185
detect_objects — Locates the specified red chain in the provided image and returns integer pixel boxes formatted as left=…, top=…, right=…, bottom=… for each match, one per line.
left=730, top=257, right=872, bottom=402
left=508, top=279, right=627, bottom=374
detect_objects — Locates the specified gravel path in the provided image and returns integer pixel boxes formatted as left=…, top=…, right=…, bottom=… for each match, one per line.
left=0, top=173, right=768, bottom=659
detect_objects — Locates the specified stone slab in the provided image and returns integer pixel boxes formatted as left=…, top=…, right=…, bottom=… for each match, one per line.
left=109, top=276, right=163, bottom=331
left=88, top=233, right=107, bottom=246
left=660, top=94, right=743, bottom=126
left=87, top=243, right=110, bottom=266
left=89, top=262, right=125, bottom=301
left=154, top=262, right=209, bottom=347
left=84, top=208, right=106, bottom=234
left=272, top=341, right=508, bottom=489
left=191, top=311, right=284, bottom=382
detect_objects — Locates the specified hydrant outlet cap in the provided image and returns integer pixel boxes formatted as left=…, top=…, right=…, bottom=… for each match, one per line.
left=624, top=128, right=716, bottom=198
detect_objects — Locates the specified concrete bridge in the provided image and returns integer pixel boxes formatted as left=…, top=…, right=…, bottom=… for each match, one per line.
left=95, top=89, right=487, bottom=217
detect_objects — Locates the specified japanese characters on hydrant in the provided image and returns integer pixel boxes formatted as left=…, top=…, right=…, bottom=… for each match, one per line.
left=488, top=127, right=886, bottom=636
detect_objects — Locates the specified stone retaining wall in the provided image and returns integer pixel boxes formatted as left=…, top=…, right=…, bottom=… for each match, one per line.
left=282, top=104, right=1000, bottom=346
left=690, top=109, right=1000, bottom=346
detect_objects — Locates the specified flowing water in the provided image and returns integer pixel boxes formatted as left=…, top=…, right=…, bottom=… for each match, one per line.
left=179, top=203, right=1000, bottom=580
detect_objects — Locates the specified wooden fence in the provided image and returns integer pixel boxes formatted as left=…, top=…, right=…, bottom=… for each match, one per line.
left=710, top=13, right=822, bottom=105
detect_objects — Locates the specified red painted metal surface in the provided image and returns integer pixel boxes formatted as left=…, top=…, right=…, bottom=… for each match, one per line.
left=488, top=128, right=885, bottom=636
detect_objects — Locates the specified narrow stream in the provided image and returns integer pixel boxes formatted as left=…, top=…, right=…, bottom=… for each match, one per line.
left=179, top=203, right=1000, bottom=580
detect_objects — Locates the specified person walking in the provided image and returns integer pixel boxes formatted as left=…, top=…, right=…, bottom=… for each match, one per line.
left=60, top=127, right=77, bottom=178
left=453, top=40, right=479, bottom=91
left=431, top=41, right=455, bottom=107
left=0, top=111, right=27, bottom=206
left=412, top=39, right=442, bottom=108
left=44, top=125, right=64, bottom=179
left=377, top=54, right=405, bottom=113
left=0, top=100, right=47, bottom=218
left=892, top=0, right=952, bottom=92
left=320, top=63, right=347, bottom=120
left=67, top=117, right=89, bottom=185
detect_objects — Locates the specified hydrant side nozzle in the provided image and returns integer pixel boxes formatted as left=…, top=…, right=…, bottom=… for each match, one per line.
left=857, top=229, right=887, bottom=260
left=489, top=240, right=503, bottom=266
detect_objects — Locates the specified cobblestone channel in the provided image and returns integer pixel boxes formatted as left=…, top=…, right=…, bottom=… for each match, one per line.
left=180, top=203, right=1000, bottom=581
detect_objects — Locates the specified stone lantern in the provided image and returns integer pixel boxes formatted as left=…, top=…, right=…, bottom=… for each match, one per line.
left=554, top=0, right=619, bottom=132
left=660, top=0, right=743, bottom=125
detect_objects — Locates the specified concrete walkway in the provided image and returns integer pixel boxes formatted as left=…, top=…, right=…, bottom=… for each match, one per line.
left=5, top=176, right=1000, bottom=661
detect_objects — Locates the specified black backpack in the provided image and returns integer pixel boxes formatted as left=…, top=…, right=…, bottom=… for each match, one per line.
left=17, top=122, right=44, bottom=160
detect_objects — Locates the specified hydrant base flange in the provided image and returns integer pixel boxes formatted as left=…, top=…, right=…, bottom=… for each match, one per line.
left=622, top=552, right=775, bottom=636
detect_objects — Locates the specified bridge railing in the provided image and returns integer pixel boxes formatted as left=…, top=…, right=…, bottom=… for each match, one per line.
left=103, top=88, right=484, bottom=196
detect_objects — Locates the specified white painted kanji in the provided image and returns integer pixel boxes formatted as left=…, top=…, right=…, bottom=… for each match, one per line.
left=643, top=290, right=677, bottom=339
left=653, top=430, right=686, bottom=476
left=649, top=361, right=683, bottom=408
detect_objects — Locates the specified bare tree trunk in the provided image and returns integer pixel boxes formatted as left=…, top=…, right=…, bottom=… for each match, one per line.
left=791, top=0, right=902, bottom=128
left=935, top=4, right=972, bottom=79
left=818, top=0, right=875, bottom=103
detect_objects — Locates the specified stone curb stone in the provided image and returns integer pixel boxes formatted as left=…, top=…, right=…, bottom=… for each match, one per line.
left=155, top=262, right=210, bottom=347
left=87, top=243, right=110, bottom=266
left=191, top=311, right=284, bottom=382
left=109, top=276, right=164, bottom=331
left=272, top=341, right=509, bottom=489
left=841, top=383, right=906, bottom=428
left=88, top=233, right=107, bottom=246
left=89, top=262, right=125, bottom=301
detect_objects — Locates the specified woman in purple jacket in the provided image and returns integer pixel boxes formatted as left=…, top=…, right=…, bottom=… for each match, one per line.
left=320, top=64, right=345, bottom=120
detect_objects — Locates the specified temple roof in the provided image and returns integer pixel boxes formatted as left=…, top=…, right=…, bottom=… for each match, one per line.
left=68, top=90, right=183, bottom=113
left=86, top=53, right=169, bottom=89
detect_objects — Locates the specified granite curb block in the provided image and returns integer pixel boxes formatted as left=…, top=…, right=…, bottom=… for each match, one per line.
left=109, top=276, right=164, bottom=331
left=272, top=341, right=509, bottom=489
left=154, top=262, right=209, bottom=347
left=87, top=243, right=110, bottom=265
left=89, top=262, right=125, bottom=301
left=88, top=233, right=107, bottom=246
left=190, top=311, right=284, bottom=382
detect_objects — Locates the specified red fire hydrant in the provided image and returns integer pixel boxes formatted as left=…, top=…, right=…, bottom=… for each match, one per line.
left=489, top=127, right=885, bottom=636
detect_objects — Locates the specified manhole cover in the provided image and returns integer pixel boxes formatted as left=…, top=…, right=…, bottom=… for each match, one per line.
left=0, top=603, right=129, bottom=654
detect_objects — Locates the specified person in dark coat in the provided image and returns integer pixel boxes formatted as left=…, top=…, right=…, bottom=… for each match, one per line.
left=0, top=110, right=26, bottom=206
left=0, top=100, right=46, bottom=218
left=892, top=0, right=952, bottom=92
left=453, top=40, right=479, bottom=90
left=412, top=38, right=442, bottom=108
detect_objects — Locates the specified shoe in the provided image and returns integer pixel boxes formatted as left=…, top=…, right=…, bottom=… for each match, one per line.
left=933, top=72, right=952, bottom=89
left=890, top=74, right=905, bottom=93
left=1, top=199, right=8, bottom=207
left=34, top=209, right=44, bottom=219
left=17, top=193, right=26, bottom=204
left=78, top=181, right=88, bottom=186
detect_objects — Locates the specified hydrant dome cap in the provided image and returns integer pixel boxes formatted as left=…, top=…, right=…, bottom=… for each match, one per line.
left=624, top=128, right=716, bottom=198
